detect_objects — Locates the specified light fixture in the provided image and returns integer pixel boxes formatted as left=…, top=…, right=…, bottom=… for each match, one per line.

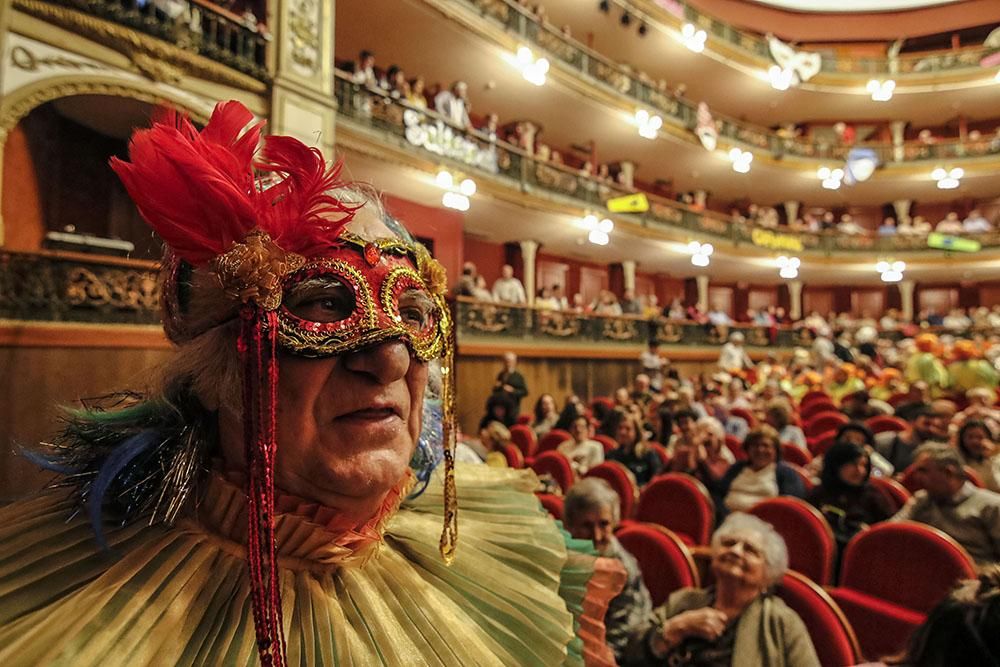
left=581, top=214, right=614, bottom=245
left=932, top=166, right=963, bottom=190
left=634, top=109, right=663, bottom=140
left=442, top=191, right=470, bottom=211
left=767, top=65, right=794, bottom=91
left=876, top=260, right=905, bottom=282
left=514, top=46, right=549, bottom=86
left=598, top=0, right=610, bottom=12
left=728, top=147, right=753, bottom=173
left=817, top=166, right=844, bottom=190
left=866, top=79, right=895, bottom=102
left=437, top=169, right=474, bottom=211
left=680, top=23, right=707, bottom=52
left=687, top=240, right=713, bottom=266
left=638, top=21, right=647, bottom=37
left=776, top=255, right=800, bottom=279
left=435, top=169, right=453, bottom=188
left=620, top=10, right=631, bottom=26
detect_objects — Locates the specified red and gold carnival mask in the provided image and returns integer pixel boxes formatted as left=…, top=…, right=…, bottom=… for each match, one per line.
left=278, top=232, right=449, bottom=361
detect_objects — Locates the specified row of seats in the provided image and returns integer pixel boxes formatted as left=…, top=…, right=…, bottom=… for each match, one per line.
left=538, top=471, right=978, bottom=662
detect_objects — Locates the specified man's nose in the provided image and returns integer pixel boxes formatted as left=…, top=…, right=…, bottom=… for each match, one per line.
left=342, top=339, right=411, bottom=384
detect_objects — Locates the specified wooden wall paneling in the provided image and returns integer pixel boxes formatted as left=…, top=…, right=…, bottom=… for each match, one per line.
left=0, top=346, right=173, bottom=502
left=579, top=266, right=608, bottom=304
left=708, top=286, right=734, bottom=317
left=803, top=288, right=834, bottom=317
left=851, top=288, right=885, bottom=317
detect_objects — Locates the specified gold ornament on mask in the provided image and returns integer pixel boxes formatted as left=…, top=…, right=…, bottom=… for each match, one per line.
left=212, top=229, right=305, bottom=310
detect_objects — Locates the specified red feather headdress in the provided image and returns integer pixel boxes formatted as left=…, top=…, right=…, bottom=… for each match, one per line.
left=111, top=100, right=358, bottom=667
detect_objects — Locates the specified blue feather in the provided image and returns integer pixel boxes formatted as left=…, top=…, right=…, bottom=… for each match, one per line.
left=87, top=430, right=160, bottom=549
left=17, top=445, right=81, bottom=475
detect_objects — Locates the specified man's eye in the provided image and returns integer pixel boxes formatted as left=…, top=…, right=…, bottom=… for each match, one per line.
left=285, top=282, right=356, bottom=322
left=400, top=306, right=427, bottom=326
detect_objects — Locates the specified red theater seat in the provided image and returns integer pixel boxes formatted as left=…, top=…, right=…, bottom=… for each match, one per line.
left=829, top=521, right=976, bottom=660
left=730, top=407, right=757, bottom=428
left=801, top=400, right=838, bottom=422
left=530, top=451, right=575, bottom=493
left=724, top=434, right=747, bottom=461
left=616, top=523, right=700, bottom=607
left=509, top=424, right=538, bottom=460
left=865, top=415, right=909, bottom=435
left=807, top=430, right=838, bottom=458
left=593, top=434, right=618, bottom=454
left=785, top=463, right=816, bottom=493
left=515, top=414, right=531, bottom=425
left=647, top=442, right=671, bottom=470
left=781, top=443, right=813, bottom=467
left=805, top=412, right=849, bottom=439
left=536, top=493, right=563, bottom=520
left=585, top=462, right=639, bottom=519
left=777, top=571, right=862, bottom=667
left=869, top=476, right=911, bottom=514
left=502, top=444, right=525, bottom=469
left=635, top=473, right=715, bottom=545
left=538, top=429, right=572, bottom=454
left=800, top=390, right=832, bottom=407
left=749, top=497, right=836, bottom=585
left=899, top=464, right=985, bottom=494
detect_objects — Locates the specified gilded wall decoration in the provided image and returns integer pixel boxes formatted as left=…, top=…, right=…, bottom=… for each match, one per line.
left=287, top=0, right=321, bottom=77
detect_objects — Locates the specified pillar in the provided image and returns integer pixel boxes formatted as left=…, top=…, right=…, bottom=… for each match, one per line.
left=618, top=161, right=636, bottom=189
left=898, top=279, right=915, bottom=322
left=270, top=0, right=337, bottom=154
left=890, top=121, right=907, bottom=163
left=893, top=199, right=912, bottom=224
left=783, top=201, right=800, bottom=226
left=622, top=260, right=636, bottom=292
left=519, top=239, right=538, bottom=306
left=787, top=280, right=803, bottom=320
left=693, top=190, right=708, bottom=210
left=696, top=275, right=709, bottom=312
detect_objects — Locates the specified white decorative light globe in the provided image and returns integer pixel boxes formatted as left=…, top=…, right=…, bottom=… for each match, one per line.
left=516, top=46, right=533, bottom=65
left=817, top=167, right=831, bottom=179
left=588, top=229, right=609, bottom=246
left=892, top=261, right=906, bottom=272
left=867, top=79, right=880, bottom=93
left=949, top=167, right=964, bottom=179
left=635, top=109, right=649, bottom=124
left=876, top=261, right=890, bottom=273
left=691, top=254, right=710, bottom=267
left=459, top=178, right=477, bottom=196
left=598, top=218, right=614, bottom=233
left=702, top=243, right=714, bottom=256
left=688, top=240, right=701, bottom=254
left=436, top=170, right=453, bottom=188
left=931, top=167, right=947, bottom=180
left=790, top=257, right=801, bottom=269
left=536, top=58, right=550, bottom=74
left=682, top=23, right=695, bottom=38
left=832, top=168, right=844, bottom=180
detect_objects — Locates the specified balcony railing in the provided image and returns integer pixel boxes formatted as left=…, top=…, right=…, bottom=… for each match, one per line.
left=0, top=250, right=161, bottom=325
left=42, top=0, right=269, bottom=80
left=455, top=299, right=994, bottom=351
left=333, top=75, right=1000, bottom=254
left=456, top=0, right=1000, bottom=163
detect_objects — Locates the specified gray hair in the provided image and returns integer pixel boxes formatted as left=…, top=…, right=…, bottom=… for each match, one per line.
left=712, top=513, right=789, bottom=586
left=564, top=478, right=621, bottom=526
left=915, top=442, right=966, bottom=478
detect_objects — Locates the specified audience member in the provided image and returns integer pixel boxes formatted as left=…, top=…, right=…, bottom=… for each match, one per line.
left=493, top=351, right=528, bottom=415
left=564, top=478, right=652, bottom=663
left=892, top=442, right=1000, bottom=564
left=532, top=393, right=560, bottom=438
left=807, top=440, right=893, bottom=549
left=558, top=415, right=605, bottom=476
left=963, top=208, right=993, bottom=234
left=492, top=264, right=527, bottom=304
left=434, top=80, right=471, bottom=128
left=875, top=405, right=948, bottom=473
left=718, top=332, right=753, bottom=372
left=605, top=408, right=662, bottom=486
left=718, top=426, right=806, bottom=513
left=764, top=400, right=807, bottom=451
left=957, top=420, right=1000, bottom=493
left=623, top=514, right=818, bottom=666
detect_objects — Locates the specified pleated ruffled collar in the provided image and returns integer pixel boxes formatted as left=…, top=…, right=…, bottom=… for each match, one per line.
left=190, top=471, right=414, bottom=571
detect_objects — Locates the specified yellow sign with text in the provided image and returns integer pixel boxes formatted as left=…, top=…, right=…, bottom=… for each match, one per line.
left=606, top=193, right=650, bottom=213
left=751, top=228, right=804, bottom=252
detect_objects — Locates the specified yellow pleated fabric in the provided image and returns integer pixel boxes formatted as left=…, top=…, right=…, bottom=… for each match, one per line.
left=0, top=464, right=622, bottom=666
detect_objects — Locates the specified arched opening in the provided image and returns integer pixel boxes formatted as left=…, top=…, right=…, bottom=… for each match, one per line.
left=2, top=94, right=166, bottom=259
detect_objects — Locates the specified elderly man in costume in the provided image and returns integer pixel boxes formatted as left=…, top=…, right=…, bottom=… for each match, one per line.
left=0, top=102, right=622, bottom=666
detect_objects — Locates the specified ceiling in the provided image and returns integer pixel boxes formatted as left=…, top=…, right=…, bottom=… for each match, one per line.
left=335, top=0, right=1000, bottom=207
left=744, top=0, right=958, bottom=10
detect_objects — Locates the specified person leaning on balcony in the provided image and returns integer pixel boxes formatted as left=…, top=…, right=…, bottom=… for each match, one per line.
left=964, top=209, right=994, bottom=234
left=718, top=332, right=753, bottom=372
left=470, top=275, right=493, bottom=302
left=434, top=81, right=471, bottom=129
left=405, top=76, right=427, bottom=109
left=491, top=264, right=527, bottom=304
left=935, top=212, right=964, bottom=234
left=620, top=289, right=641, bottom=315
left=349, top=49, right=378, bottom=87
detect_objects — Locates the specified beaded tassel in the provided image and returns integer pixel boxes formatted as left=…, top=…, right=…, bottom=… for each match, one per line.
left=239, top=305, right=287, bottom=667
left=439, top=321, right=459, bottom=565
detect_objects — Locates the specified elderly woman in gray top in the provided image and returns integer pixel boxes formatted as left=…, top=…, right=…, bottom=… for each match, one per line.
left=624, top=514, right=819, bottom=667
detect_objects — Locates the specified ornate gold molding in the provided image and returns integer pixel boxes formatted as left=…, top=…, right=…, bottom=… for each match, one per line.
left=11, top=0, right=269, bottom=92
left=0, top=76, right=206, bottom=132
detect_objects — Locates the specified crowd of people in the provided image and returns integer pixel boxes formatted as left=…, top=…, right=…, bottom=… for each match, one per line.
left=458, top=323, right=1000, bottom=663
left=729, top=206, right=996, bottom=237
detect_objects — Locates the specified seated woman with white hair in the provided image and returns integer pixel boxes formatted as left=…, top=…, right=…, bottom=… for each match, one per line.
left=623, top=513, right=819, bottom=666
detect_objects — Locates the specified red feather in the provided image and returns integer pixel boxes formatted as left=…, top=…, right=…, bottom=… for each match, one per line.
left=255, top=135, right=358, bottom=257
left=111, top=101, right=356, bottom=265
